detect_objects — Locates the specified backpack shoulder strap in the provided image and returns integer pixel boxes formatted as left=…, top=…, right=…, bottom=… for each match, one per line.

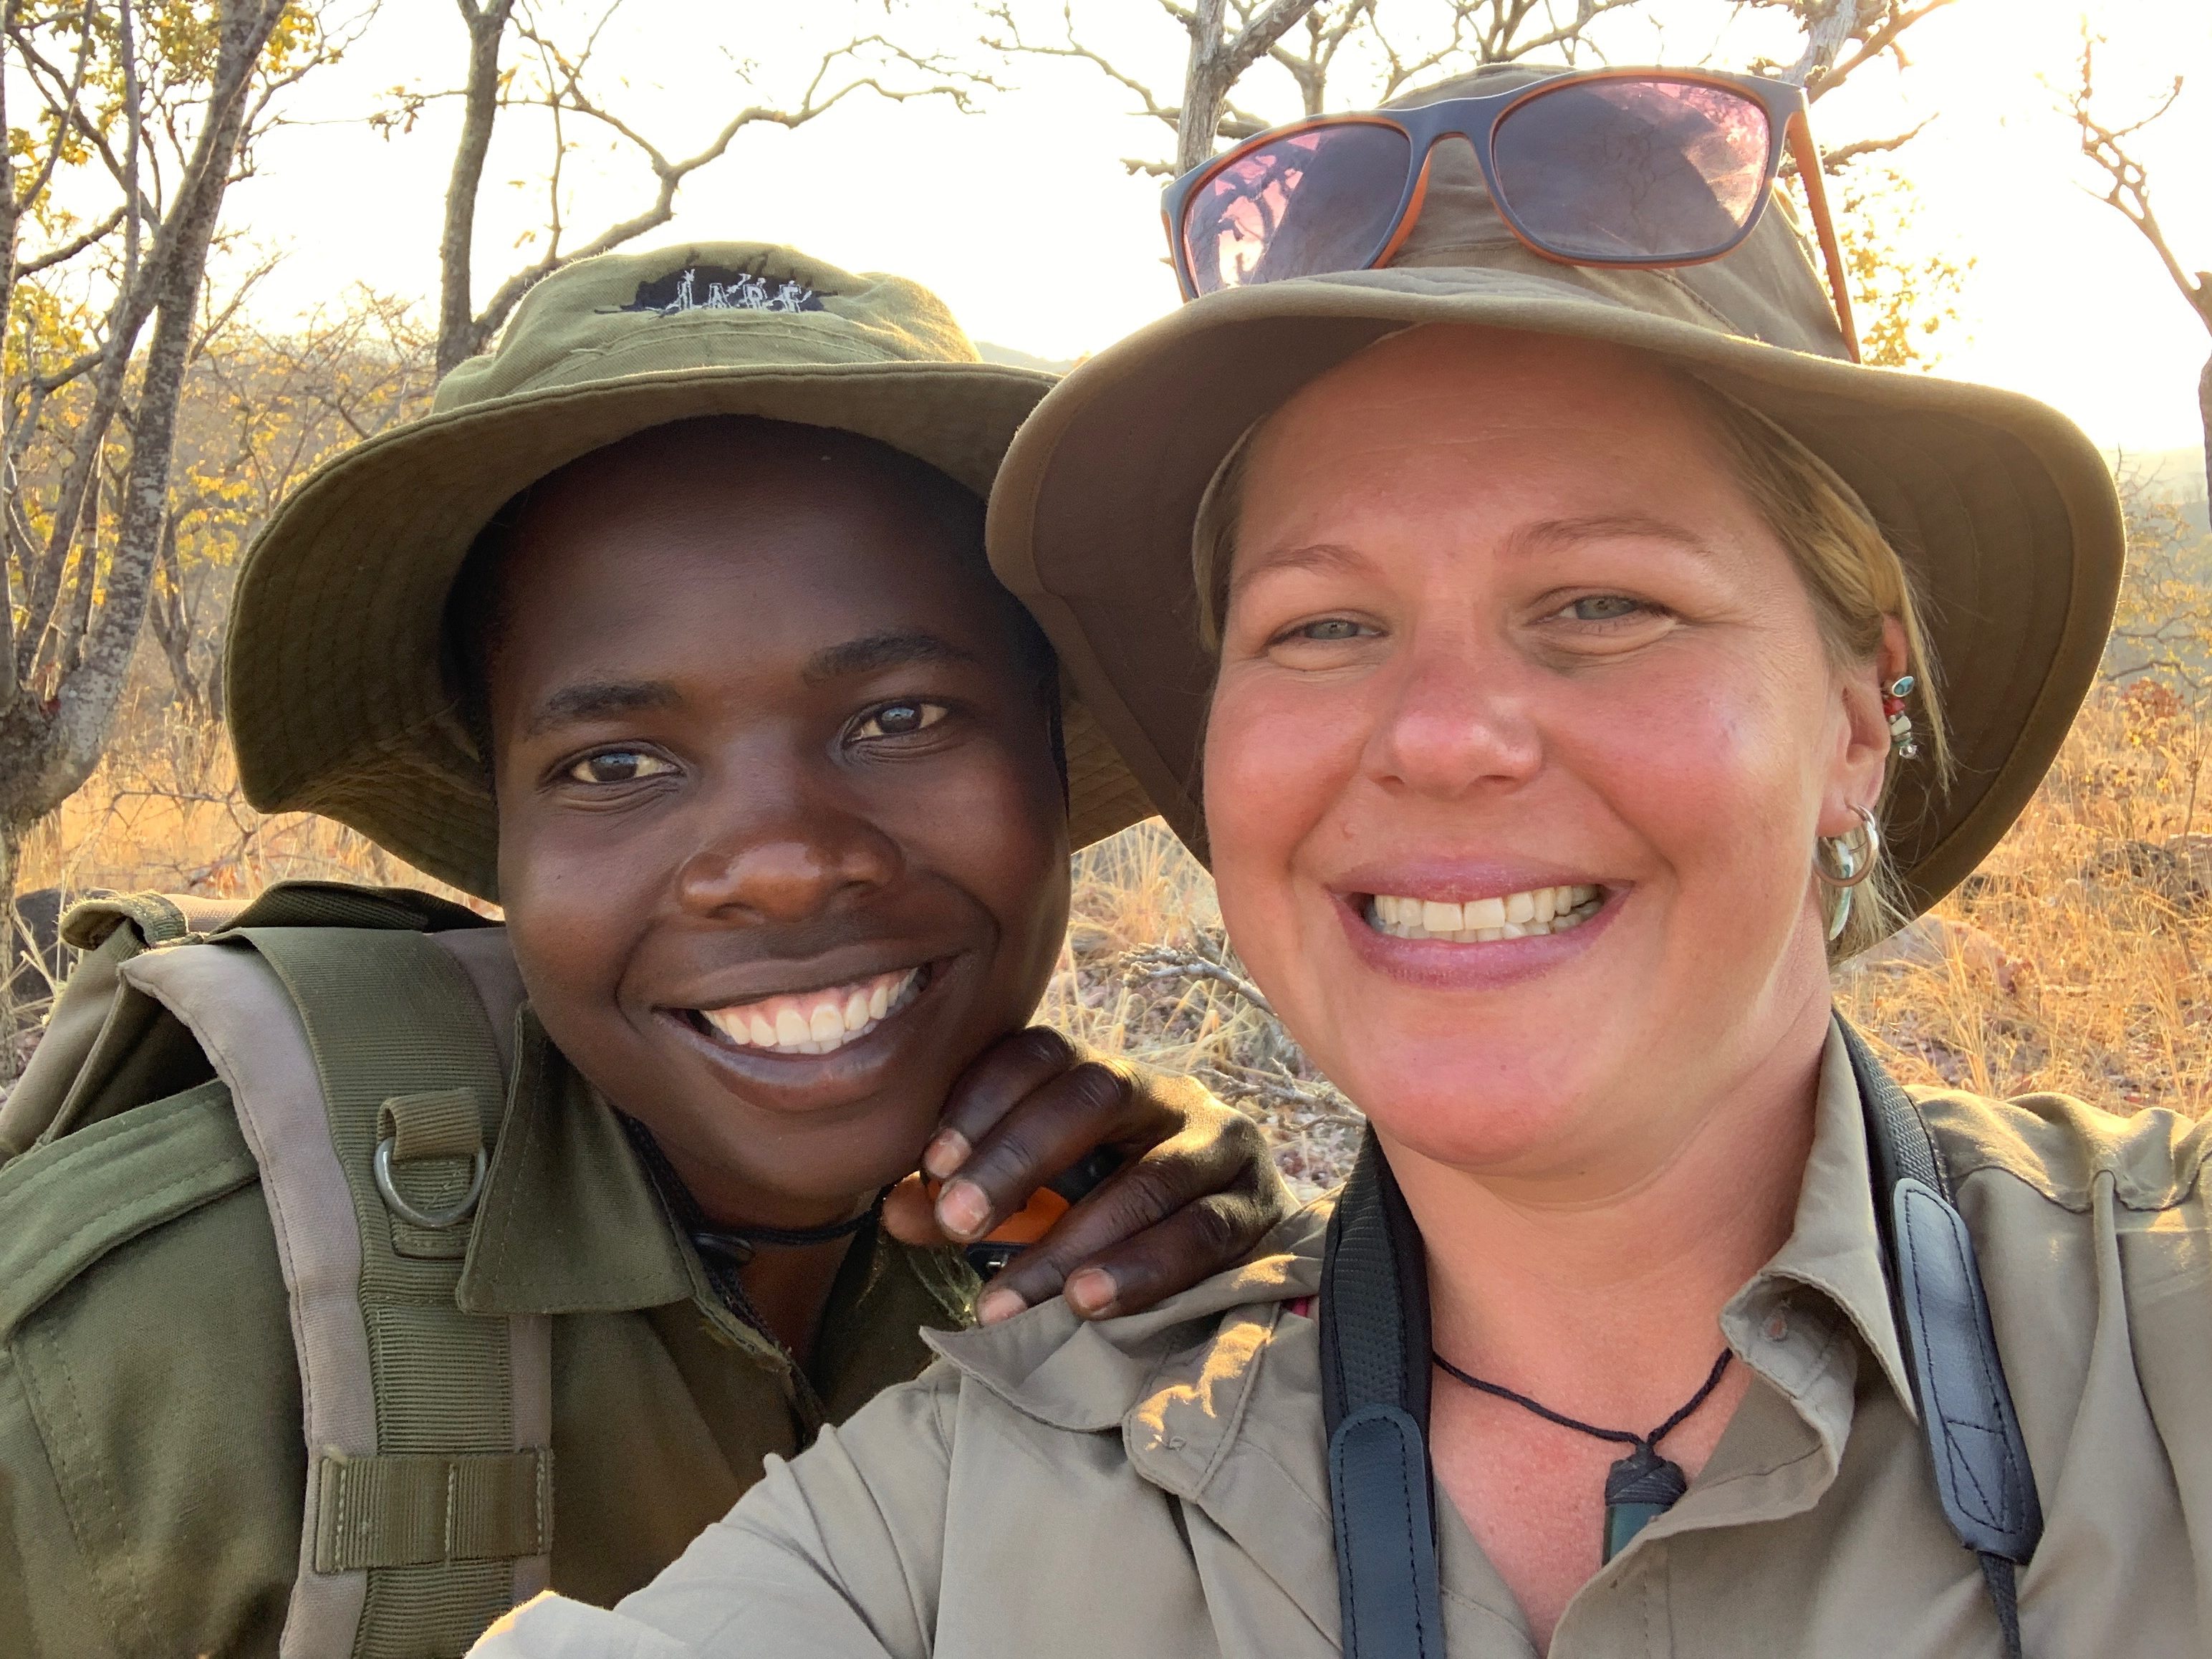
left=122, top=924, right=546, bottom=1659
left=1836, top=1018, right=2042, bottom=1657
left=1318, top=1133, right=1443, bottom=1659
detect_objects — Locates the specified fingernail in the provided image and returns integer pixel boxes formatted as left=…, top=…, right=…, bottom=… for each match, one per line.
left=976, top=1288, right=1026, bottom=1325
left=922, top=1129, right=969, bottom=1180
left=1065, top=1267, right=1117, bottom=1318
left=937, top=1178, right=989, bottom=1240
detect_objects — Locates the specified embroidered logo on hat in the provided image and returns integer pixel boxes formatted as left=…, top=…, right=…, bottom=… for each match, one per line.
left=612, top=264, right=824, bottom=317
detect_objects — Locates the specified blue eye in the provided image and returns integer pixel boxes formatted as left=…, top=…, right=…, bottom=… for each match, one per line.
left=567, top=750, right=675, bottom=784
left=1568, top=595, right=1644, bottom=622
left=1301, top=618, right=1365, bottom=640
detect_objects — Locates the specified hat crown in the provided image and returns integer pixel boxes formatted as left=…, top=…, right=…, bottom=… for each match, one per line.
left=433, top=241, right=984, bottom=415
left=1292, top=62, right=1849, bottom=359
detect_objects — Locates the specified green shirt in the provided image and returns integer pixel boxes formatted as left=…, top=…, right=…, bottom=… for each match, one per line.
left=0, top=1014, right=974, bottom=1658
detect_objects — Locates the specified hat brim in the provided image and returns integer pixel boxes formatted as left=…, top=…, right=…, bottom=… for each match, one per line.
left=986, top=268, right=2125, bottom=922
left=230, top=360, right=1156, bottom=900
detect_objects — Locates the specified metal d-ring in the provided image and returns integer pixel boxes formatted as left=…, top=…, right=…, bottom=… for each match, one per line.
left=372, top=1135, right=489, bottom=1229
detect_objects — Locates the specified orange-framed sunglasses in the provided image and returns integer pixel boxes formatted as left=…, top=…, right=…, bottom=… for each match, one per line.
left=1160, top=67, right=1860, bottom=361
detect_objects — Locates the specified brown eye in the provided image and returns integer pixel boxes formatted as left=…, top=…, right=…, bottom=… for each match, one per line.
left=567, top=749, right=676, bottom=784
left=854, top=701, right=946, bottom=740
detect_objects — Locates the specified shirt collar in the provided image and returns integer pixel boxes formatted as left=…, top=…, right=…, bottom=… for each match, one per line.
left=1722, top=1019, right=1915, bottom=1413
left=456, top=1009, right=716, bottom=1317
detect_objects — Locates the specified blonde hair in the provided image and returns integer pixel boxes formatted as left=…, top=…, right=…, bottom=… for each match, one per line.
left=1190, top=371, right=1950, bottom=961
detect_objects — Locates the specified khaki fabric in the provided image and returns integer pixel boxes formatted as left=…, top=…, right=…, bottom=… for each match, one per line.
left=479, top=1025, right=2212, bottom=1657
left=0, top=1014, right=973, bottom=1659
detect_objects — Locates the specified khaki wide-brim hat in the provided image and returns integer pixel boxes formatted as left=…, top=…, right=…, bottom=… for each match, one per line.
left=987, top=68, right=2125, bottom=922
left=229, top=241, right=1155, bottom=900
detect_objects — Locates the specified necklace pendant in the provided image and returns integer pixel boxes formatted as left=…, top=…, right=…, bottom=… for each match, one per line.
left=1601, top=1442, right=1690, bottom=1563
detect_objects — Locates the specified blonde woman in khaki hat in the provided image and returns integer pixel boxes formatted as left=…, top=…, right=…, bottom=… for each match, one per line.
left=478, top=69, right=2165, bottom=1659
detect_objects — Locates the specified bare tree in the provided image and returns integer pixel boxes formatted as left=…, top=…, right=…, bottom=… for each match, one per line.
left=385, top=1, right=991, bottom=378
left=987, top=0, right=1963, bottom=181
left=2068, top=32, right=2211, bottom=506
left=0, top=0, right=338, bottom=920
left=148, top=288, right=434, bottom=719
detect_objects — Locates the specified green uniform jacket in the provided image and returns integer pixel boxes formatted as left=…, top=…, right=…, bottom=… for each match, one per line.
left=0, top=1012, right=975, bottom=1658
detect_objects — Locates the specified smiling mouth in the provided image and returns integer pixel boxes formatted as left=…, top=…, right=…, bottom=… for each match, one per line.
left=1362, top=884, right=1605, bottom=942
left=687, top=963, right=931, bottom=1057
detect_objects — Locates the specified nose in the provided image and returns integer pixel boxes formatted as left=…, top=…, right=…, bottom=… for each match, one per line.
left=673, top=778, right=901, bottom=923
left=1365, top=635, right=1542, bottom=800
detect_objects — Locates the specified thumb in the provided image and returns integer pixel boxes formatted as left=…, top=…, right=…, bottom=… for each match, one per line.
left=880, top=1172, right=951, bottom=1247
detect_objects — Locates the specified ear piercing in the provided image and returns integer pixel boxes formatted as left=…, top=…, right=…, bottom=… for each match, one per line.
left=1884, top=675, right=1920, bottom=760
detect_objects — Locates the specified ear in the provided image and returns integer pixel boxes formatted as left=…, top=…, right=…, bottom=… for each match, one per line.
left=1817, top=615, right=1908, bottom=839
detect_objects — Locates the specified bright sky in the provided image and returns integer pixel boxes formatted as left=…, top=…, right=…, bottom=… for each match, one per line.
left=236, top=0, right=2211, bottom=458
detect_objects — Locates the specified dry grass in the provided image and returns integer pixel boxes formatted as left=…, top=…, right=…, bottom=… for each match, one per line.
left=19, top=678, right=2212, bottom=1188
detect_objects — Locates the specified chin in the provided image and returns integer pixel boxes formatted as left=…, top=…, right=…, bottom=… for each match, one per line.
left=1326, top=1040, right=1616, bottom=1171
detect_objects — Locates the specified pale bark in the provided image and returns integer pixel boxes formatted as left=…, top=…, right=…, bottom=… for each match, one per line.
left=435, top=0, right=519, bottom=379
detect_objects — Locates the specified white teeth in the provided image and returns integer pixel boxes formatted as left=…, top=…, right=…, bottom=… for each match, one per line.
left=698, top=967, right=924, bottom=1057
left=1364, top=884, right=1605, bottom=943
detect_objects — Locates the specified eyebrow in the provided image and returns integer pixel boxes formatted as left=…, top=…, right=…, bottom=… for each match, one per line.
left=1506, top=514, right=1720, bottom=560
left=522, top=679, right=682, bottom=738
left=1231, top=515, right=1721, bottom=594
left=800, top=629, right=978, bottom=686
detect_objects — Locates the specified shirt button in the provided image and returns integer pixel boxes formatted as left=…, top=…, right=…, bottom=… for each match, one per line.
left=1762, top=1310, right=1790, bottom=1342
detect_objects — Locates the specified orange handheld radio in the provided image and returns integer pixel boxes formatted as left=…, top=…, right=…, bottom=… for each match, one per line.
left=935, top=1145, right=1123, bottom=1278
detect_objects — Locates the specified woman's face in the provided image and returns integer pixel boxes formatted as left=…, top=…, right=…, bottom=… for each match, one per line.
left=1204, top=327, right=1893, bottom=1189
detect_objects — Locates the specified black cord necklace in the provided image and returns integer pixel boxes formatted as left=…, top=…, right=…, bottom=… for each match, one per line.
left=1433, top=1347, right=1733, bottom=1562
left=620, top=1115, right=887, bottom=1337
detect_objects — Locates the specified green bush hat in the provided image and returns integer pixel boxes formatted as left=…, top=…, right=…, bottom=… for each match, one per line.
left=227, top=241, right=1155, bottom=900
left=986, top=64, right=2125, bottom=923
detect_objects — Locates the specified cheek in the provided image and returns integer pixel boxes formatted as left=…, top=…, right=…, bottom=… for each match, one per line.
left=1570, top=645, right=1830, bottom=918
left=494, top=788, right=660, bottom=1031
left=1203, top=667, right=1369, bottom=976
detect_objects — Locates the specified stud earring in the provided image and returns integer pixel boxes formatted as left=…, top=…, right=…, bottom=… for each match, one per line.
left=1883, top=675, right=1920, bottom=760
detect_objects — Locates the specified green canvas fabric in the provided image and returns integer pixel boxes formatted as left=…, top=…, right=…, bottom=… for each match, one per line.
left=0, top=1013, right=974, bottom=1659
left=223, top=241, right=1155, bottom=902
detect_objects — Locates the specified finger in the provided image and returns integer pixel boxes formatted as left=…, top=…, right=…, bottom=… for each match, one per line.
left=920, top=1027, right=1083, bottom=1182
left=932, top=1058, right=1160, bottom=1242
left=879, top=1173, right=948, bottom=1248
left=978, top=1120, right=1274, bottom=1318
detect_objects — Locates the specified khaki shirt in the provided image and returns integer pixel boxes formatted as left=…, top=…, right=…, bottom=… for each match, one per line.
left=480, top=1024, right=2212, bottom=1657
left=0, top=1017, right=974, bottom=1659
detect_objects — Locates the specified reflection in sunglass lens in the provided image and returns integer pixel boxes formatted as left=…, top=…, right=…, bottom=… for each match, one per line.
left=1491, top=79, right=1770, bottom=262
left=1182, top=122, right=1412, bottom=294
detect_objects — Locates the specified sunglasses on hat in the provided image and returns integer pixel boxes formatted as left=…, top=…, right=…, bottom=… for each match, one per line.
left=1160, top=67, right=1860, bottom=362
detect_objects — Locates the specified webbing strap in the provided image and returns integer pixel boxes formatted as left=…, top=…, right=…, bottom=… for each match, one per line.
left=1319, top=1133, right=1443, bottom=1659
left=1317, top=1019, right=2042, bottom=1658
left=249, top=927, right=546, bottom=1659
left=314, top=1449, right=552, bottom=1572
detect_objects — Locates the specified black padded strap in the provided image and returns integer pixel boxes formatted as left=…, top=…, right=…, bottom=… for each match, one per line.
left=1319, top=1130, right=1443, bottom=1659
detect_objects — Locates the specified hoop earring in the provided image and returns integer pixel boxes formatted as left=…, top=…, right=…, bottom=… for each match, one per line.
left=1815, top=804, right=1882, bottom=943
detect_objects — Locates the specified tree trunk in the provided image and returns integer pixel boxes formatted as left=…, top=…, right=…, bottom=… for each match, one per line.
left=2199, top=349, right=2211, bottom=514
left=436, top=0, right=519, bottom=379
left=0, top=0, right=288, bottom=841
left=1176, top=0, right=1234, bottom=178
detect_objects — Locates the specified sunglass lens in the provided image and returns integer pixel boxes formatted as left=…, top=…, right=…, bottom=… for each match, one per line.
left=1491, top=78, right=1771, bottom=262
left=1181, top=122, right=1412, bottom=294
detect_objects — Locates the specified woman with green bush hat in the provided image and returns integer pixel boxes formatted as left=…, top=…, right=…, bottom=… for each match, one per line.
left=0, top=239, right=1299, bottom=1659
left=478, top=65, right=2186, bottom=1659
